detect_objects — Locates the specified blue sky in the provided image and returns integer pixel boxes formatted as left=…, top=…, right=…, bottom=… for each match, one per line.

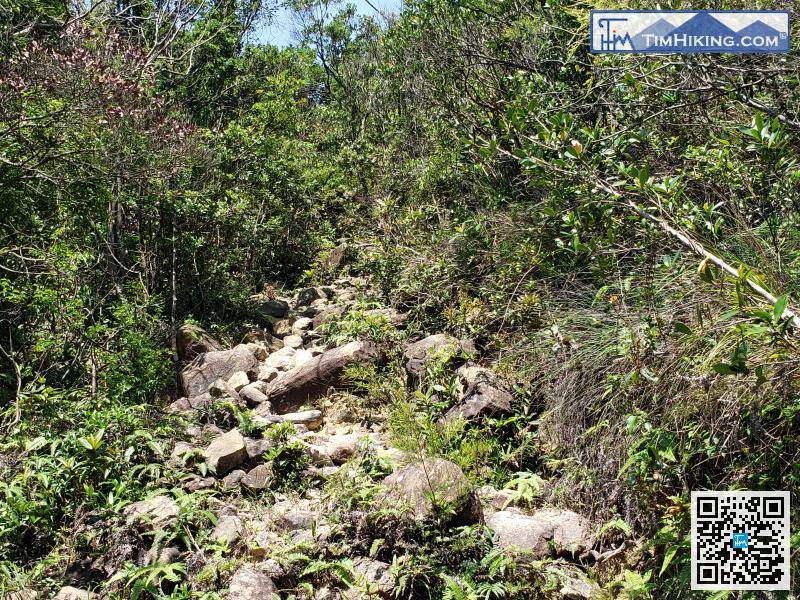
left=252, top=0, right=404, bottom=47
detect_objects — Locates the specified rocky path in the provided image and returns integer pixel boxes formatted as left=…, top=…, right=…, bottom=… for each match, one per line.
left=54, top=277, right=610, bottom=600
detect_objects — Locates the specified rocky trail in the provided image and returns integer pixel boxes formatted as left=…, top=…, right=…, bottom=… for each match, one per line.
left=52, top=277, right=624, bottom=600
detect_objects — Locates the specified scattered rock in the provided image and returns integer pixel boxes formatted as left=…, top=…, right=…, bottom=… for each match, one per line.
left=252, top=296, right=290, bottom=320
left=364, top=307, right=406, bottom=326
left=181, top=345, right=259, bottom=398
left=204, top=429, right=248, bottom=475
left=312, top=304, right=347, bottom=329
left=257, top=341, right=379, bottom=412
left=256, top=365, right=279, bottom=383
left=211, top=515, right=243, bottom=546
left=176, top=323, right=222, bottom=362
left=292, top=316, right=313, bottom=333
left=295, top=287, right=325, bottom=307
left=270, top=498, right=321, bottom=531
left=123, top=495, right=179, bottom=530
left=403, top=334, right=476, bottom=377
left=381, top=458, right=474, bottom=521
left=294, top=348, right=314, bottom=367
left=273, top=318, right=294, bottom=337
left=283, top=334, right=304, bottom=349
left=487, top=509, right=594, bottom=558
left=240, top=382, right=271, bottom=406
left=227, top=371, right=251, bottom=392
left=245, top=437, right=273, bottom=460
left=444, top=364, right=513, bottom=421
left=350, top=558, right=394, bottom=598
left=222, top=470, right=246, bottom=489
left=254, top=409, right=324, bottom=430
left=228, top=566, right=278, bottom=600
left=241, top=464, right=273, bottom=490
left=264, top=346, right=297, bottom=371
left=54, top=588, right=91, bottom=600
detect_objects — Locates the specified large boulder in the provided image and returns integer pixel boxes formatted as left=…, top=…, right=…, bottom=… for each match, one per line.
left=443, top=364, right=513, bottom=421
left=204, top=429, right=248, bottom=475
left=403, top=334, right=476, bottom=377
left=381, top=458, right=474, bottom=521
left=123, top=495, right=179, bottom=530
left=180, top=345, right=259, bottom=398
left=251, top=296, right=290, bottom=320
left=176, top=323, right=222, bottom=361
left=487, top=509, right=594, bottom=558
left=228, top=566, right=278, bottom=600
left=256, top=341, right=379, bottom=412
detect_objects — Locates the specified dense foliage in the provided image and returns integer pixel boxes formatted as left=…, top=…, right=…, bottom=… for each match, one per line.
left=1, top=0, right=799, bottom=597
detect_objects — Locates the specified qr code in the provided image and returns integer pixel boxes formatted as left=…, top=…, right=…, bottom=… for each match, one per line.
left=691, top=491, right=790, bottom=590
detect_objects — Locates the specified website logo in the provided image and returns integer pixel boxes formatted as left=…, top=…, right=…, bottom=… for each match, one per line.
left=591, top=11, right=790, bottom=54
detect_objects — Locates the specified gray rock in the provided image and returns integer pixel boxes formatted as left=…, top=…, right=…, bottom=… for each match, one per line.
left=381, top=458, right=473, bottom=520
left=487, top=509, right=594, bottom=558
left=294, top=348, right=314, bottom=367
left=54, top=588, right=91, bottom=600
left=240, top=382, right=271, bottom=406
left=312, top=304, right=347, bottom=329
left=176, top=323, right=222, bottom=361
left=325, top=434, right=359, bottom=465
left=403, top=334, right=476, bottom=377
left=292, top=317, right=314, bottom=333
left=295, top=287, right=325, bottom=307
left=123, top=495, right=179, bottom=530
left=270, top=498, right=320, bottom=531
left=211, top=515, right=243, bottom=545
left=245, top=437, right=273, bottom=460
left=283, top=334, right=304, bottom=349
left=264, top=346, right=297, bottom=371
left=204, top=429, right=247, bottom=475
left=545, top=566, right=599, bottom=600
left=228, top=566, right=278, bottom=599
left=273, top=318, right=294, bottom=337
left=241, top=463, right=273, bottom=490
left=254, top=409, right=324, bottom=430
left=181, top=345, right=259, bottom=398
left=222, top=469, right=247, bottom=489
left=364, top=307, right=407, bottom=326
left=350, top=557, right=394, bottom=597
left=444, top=364, right=512, bottom=421
left=227, top=370, right=251, bottom=392
left=256, top=365, right=279, bottom=383
left=255, top=341, right=378, bottom=412
left=252, top=296, right=290, bottom=319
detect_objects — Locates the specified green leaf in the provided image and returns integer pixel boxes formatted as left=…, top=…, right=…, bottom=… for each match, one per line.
left=674, top=322, right=691, bottom=335
left=660, top=545, right=678, bottom=575
left=712, top=363, right=736, bottom=375
left=773, top=295, right=788, bottom=320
